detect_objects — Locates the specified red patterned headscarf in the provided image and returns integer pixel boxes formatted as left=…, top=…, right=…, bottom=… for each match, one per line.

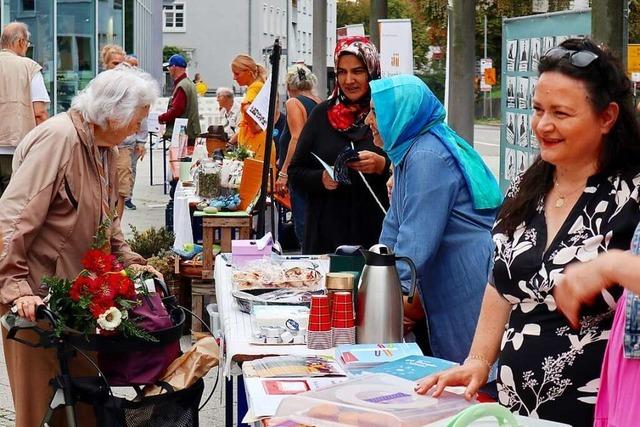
left=327, top=36, right=381, bottom=140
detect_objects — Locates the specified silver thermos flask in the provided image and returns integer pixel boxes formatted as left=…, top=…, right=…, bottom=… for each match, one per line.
left=355, top=244, right=417, bottom=344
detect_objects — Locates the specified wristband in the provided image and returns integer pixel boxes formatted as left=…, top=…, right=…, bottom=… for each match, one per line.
left=278, top=172, right=288, bottom=178
left=464, top=355, right=492, bottom=370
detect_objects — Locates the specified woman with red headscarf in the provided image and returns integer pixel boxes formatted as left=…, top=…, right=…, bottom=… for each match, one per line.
left=288, top=37, right=390, bottom=254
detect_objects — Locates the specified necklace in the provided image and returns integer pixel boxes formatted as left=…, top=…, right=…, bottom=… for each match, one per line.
left=553, top=178, right=585, bottom=208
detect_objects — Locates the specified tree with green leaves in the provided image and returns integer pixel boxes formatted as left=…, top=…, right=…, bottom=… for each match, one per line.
left=163, top=46, right=189, bottom=63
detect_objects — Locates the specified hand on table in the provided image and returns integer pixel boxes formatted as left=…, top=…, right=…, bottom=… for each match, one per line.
left=415, top=359, right=490, bottom=401
left=322, top=170, right=339, bottom=190
left=12, top=295, right=44, bottom=322
left=348, top=150, right=387, bottom=175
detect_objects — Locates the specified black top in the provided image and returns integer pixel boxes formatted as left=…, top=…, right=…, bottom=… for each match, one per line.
left=278, top=95, right=318, bottom=168
left=491, top=172, right=640, bottom=425
left=272, top=112, right=287, bottom=164
left=288, top=100, right=391, bottom=254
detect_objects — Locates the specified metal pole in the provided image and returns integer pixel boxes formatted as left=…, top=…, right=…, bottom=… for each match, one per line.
left=484, top=15, right=487, bottom=59
left=483, top=15, right=487, bottom=118
left=312, top=0, right=328, bottom=98
left=256, top=40, right=281, bottom=237
left=149, top=132, right=153, bottom=186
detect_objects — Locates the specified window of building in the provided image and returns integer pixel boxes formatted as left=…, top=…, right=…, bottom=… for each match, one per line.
left=163, top=2, right=185, bottom=32
left=22, top=0, right=35, bottom=12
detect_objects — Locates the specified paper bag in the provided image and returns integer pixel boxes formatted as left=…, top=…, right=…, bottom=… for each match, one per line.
left=144, top=336, right=220, bottom=396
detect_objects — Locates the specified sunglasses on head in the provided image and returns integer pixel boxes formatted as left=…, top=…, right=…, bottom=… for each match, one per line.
left=542, top=46, right=599, bottom=68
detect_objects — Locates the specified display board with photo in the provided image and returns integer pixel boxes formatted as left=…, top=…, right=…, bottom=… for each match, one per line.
left=505, top=112, right=516, bottom=145
left=516, top=150, right=529, bottom=175
left=543, top=36, right=555, bottom=54
left=529, top=76, right=538, bottom=104
left=506, top=40, right=517, bottom=72
left=499, top=9, right=590, bottom=191
left=506, top=76, right=516, bottom=108
left=530, top=38, right=542, bottom=71
left=517, top=77, right=529, bottom=109
left=516, top=113, right=529, bottom=148
left=518, top=39, right=530, bottom=71
left=504, top=147, right=517, bottom=182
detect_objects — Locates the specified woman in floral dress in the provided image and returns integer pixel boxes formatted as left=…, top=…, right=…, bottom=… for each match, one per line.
left=416, top=38, right=640, bottom=425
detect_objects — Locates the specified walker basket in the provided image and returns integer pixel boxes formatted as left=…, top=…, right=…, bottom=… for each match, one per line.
left=93, top=378, right=205, bottom=427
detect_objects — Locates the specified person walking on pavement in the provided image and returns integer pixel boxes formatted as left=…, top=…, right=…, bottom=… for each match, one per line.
left=0, top=22, right=50, bottom=196
left=100, top=44, right=136, bottom=219
left=122, top=54, right=147, bottom=212
left=158, top=54, right=201, bottom=148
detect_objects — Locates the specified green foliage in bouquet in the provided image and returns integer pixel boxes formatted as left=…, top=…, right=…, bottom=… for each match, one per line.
left=225, top=144, right=255, bottom=162
left=126, top=226, right=175, bottom=259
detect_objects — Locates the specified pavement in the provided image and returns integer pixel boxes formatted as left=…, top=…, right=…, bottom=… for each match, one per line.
left=0, top=124, right=500, bottom=426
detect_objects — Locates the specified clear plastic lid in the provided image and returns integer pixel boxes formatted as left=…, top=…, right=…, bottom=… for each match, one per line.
left=273, top=373, right=471, bottom=426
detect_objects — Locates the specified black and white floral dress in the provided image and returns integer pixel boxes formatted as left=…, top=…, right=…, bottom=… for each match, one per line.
left=492, top=172, right=640, bottom=426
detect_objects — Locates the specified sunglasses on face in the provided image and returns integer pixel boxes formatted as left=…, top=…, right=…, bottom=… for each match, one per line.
left=542, top=46, right=599, bottom=68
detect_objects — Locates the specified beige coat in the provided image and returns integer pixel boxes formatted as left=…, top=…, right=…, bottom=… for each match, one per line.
left=0, top=50, right=41, bottom=148
left=0, top=109, right=145, bottom=305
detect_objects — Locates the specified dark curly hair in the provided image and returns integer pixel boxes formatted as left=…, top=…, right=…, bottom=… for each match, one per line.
left=499, top=38, right=640, bottom=236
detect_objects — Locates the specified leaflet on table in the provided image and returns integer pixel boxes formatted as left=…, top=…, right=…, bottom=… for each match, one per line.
left=335, top=343, right=423, bottom=371
left=243, top=376, right=348, bottom=423
left=243, top=355, right=347, bottom=378
left=365, top=355, right=458, bottom=381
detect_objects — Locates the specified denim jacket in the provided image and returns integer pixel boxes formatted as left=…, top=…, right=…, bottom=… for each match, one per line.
left=624, top=223, right=640, bottom=358
left=379, top=133, right=497, bottom=363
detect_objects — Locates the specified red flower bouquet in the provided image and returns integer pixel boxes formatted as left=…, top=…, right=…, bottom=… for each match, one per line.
left=43, top=219, right=156, bottom=341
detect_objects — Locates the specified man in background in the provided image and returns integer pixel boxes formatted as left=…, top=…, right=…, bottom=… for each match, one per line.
left=216, top=87, right=241, bottom=143
left=0, top=22, right=50, bottom=196
left=159, top=54, right=200, bottom=147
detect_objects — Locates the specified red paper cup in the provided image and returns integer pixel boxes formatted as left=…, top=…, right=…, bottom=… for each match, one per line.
left=309, top=295, right=332, bottom=332
left=331, top=292, right=354, bottom=329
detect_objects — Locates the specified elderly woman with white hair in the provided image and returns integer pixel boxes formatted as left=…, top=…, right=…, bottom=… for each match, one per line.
left=0, top=67, right=160, bottom=427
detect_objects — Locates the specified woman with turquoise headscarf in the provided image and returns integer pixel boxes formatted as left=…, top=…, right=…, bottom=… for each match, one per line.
left=365, top=74, right=502, bottom=365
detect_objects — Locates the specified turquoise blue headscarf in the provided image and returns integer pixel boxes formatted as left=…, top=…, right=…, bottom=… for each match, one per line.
left=370, top=75, right=502, bottom=210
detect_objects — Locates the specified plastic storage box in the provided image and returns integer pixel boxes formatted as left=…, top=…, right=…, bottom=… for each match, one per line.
left=272, top=373, right=471, bottom=426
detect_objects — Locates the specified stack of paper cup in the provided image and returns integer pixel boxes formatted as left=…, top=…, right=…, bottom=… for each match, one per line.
left=331, top=291, right=355, bottom=346
left=307, top=295, right=332, bottom=350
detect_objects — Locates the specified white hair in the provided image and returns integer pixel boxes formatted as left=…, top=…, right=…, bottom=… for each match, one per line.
left=71, top=68, right=159, bottom=129
left=216, top=87, right=234, bottom=99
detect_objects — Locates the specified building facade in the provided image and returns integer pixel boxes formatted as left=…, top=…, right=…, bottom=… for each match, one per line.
left=128, top=0, right=163, bottom=83
left=161, top=0, right=336, bottom=94
left=0, top=0, right=126, bottom=113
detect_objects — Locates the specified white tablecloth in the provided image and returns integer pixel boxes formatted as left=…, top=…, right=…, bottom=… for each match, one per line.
left=172, top=181, right=200, bottom=250
left=214, top=254, right=334, bottom=377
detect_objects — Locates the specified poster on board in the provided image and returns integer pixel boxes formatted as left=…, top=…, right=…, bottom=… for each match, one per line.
left=506, top=76, right=516, bottom=108
left=518, top=39, right=530, bottom=71
left=379, top=19, right=414, bottom=77
left=506, top=112, right=516, bottom=145
left=506, top=40, right=517, bottom=71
